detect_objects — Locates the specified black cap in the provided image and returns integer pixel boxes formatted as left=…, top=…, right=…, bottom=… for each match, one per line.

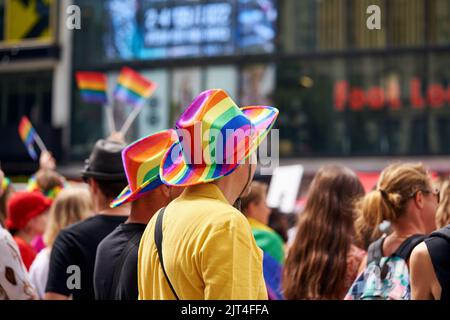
left=81, top=139, right=126, bottom=182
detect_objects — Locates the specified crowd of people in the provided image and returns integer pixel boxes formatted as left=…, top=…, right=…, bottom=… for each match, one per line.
left=0, top=89, right=449, bottom=301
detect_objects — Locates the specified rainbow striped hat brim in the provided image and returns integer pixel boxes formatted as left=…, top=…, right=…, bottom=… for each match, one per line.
left=160, top=89, right=279, bottom=187
left=110, top=129, right=178, bottom=208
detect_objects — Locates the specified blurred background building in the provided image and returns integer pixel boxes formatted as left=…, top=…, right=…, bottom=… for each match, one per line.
left=0, top=0, right=449, bottom=182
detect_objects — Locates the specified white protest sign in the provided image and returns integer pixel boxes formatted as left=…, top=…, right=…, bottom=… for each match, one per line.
left=266, top=165, right=303, bottom=214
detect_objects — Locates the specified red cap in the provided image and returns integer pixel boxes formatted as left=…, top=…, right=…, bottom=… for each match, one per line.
left=6, top=191, right=52, bottom=231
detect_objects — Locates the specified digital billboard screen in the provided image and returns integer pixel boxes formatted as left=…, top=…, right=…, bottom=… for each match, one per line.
left=103, top=0, right=277, bottom=61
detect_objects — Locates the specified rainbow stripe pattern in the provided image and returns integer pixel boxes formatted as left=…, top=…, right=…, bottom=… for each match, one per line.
left=27, top=174, right=64, bottom=200
left=75, top=72, right=108, bottom=105
left=113, top=67, right=157, bottom=108
left=160, top=89, right=279, bottom=187
left=110, top=129, right=178, bottom=208
left=18, top=116, right=38, bottom=160
left=250, top=219, right=285, bottom=300
left=2, top=177, right=11, bottom=193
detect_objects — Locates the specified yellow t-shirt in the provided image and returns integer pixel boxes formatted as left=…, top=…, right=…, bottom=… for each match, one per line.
left=138, top=183, right=268, bottom=300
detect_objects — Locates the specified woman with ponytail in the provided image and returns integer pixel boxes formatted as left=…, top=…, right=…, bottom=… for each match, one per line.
left=354, top=162, right=438, bottom=265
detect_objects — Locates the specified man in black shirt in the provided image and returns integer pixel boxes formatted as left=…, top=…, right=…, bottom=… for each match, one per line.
left=94, top=130, right=183, bottom=300
left=45, top=139, right=130, bottom=300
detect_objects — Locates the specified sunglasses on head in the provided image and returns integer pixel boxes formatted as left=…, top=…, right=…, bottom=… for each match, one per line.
left=409, top=188, right=440, bottom=203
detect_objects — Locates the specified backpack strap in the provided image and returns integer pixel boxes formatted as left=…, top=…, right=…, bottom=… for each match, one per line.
left=367, top=236, right=385, bottom=265
left=154, top=207, right=180, bottom=300
left=393, top=234, right=427, bottom=260
left=429, top=225, right=450, bottom=242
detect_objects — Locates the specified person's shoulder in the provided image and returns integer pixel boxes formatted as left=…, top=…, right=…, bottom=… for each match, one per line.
left=0, top=226, right=15, bottom=245
left=210, top=205, right=249, bottom=230
left=96, top=224, right=125, bottom=252
left=410, top=242, right=430, bottom=265
left=264, top=228, right=285, bottom=245
left=349, top=244, right=367, bottom=258
left=64, top=215, right=98, bottom=233
left=53, top=217, right=97, bottom=247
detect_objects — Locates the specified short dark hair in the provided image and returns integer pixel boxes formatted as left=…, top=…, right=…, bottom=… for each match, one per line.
left=93, top=179, right=127, bottom=200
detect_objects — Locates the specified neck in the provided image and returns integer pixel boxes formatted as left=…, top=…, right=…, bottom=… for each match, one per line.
left=127, top=197, right=164, bottom=224
left=391, top=214, right=427, bottom=238
left=15, top=230, right=34, bottom=244
left=97, top=201, right=130, bottom=217
left=214, top=179, right=239, bottom=205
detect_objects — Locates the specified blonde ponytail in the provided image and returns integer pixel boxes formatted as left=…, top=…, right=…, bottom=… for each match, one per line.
left=355, top=163, right=431, bottom=248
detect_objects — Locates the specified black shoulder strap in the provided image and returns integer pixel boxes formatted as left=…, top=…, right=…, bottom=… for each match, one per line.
left=394, top=234, right=427, bottom=260
left=367, top=236, right=385, bottom=265
left=154, top=207, right=180, bottom=300
left=109, top=231, right=142, bottom=299
left=430, top=225, right=450, bottom=242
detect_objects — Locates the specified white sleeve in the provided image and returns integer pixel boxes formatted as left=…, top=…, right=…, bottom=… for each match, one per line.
left=28, top=249, right=50, bottom=299
left=0, top=228, right=38, bottom=300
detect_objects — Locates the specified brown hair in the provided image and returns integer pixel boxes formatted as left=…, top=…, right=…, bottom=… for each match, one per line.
left=436, top=179, right=450, bottom=228
left=94, top=179, right=127, bottom=200
left=354, top=163, right=432, bottom=244
left=241, top=181, right=268, bottom=215
left=44, top=188, right=93, bottom=247
left=283, top=165, right=364, bottom=300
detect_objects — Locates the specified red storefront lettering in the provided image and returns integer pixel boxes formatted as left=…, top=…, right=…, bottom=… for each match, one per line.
left=367, top=87, right=385, bottom=110
left=349, top=88, right=365, bottom=111
left=334, top=80, right=348, bottom=112
left=410, top=78, right=425, bottom=109
left=386, top=79, right=402, bottom=109
left=427, top=84, right=446, bottom=108
left=333, top=78, right=448, bottom=111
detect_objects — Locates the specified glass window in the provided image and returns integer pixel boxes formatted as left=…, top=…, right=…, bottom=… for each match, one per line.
left=171, top=67, right=202, bottom=126
left=0, top=71, right=52, bottom=127
left=276, top=53, right=450, bottom=157
left=429, top=0, right=450, bottom=45
left=137, top=70, right=170, bottom=137
left=205, top=65, right=238, bottom=100
left=240, top=64, right=275, bottom=107
left=280, top=0, right=444, bottom=53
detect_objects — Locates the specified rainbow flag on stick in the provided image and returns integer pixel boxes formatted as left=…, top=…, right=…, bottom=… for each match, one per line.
left=18, top=116, right=46, bottom=160
left=113, top=67, right=156, bottom=108
left=76, top=72, right=108, bottom=105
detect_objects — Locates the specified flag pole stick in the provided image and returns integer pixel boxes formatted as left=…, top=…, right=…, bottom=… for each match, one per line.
left=106, top=104, right=116, bottom=134
left=119, top=105, right=143, bottom=136
left=34, top=133, right=48, bottom=152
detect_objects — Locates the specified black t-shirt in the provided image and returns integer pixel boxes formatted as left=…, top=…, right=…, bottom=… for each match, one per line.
left=425, top=225, right=450, bottom=302
left=94, top=223, right=146, bottom=300
left=46, top=215, right=128, bottom=300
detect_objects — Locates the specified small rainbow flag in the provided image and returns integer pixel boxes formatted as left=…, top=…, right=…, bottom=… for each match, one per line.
left=113, top=67, right=156, bottom=108
left=18, top=116, right=38, bottom=160
left=2, top=176, right=11, bottom=193
left=75, top=71, right=108, bottom=105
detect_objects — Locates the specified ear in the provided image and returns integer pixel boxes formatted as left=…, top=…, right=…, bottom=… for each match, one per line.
left=160, top=184, right=171, bottom=199
left=414, top=191, right=425, bottom=209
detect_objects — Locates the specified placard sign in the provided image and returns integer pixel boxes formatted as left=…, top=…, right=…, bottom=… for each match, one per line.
left=266, top=165, right=303, bottom=214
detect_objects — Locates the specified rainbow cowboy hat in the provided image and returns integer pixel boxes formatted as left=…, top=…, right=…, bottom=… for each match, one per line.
left=160, top=89, right=279, bottom=187
left=110, top=129, right=178, bottom=208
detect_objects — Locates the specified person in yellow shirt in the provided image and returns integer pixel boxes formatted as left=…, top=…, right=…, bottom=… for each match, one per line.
left=138, top=89, right=279, bottom=300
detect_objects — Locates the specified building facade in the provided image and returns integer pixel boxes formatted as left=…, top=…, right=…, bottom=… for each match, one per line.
left=1, top=0, right=449, bottom=174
